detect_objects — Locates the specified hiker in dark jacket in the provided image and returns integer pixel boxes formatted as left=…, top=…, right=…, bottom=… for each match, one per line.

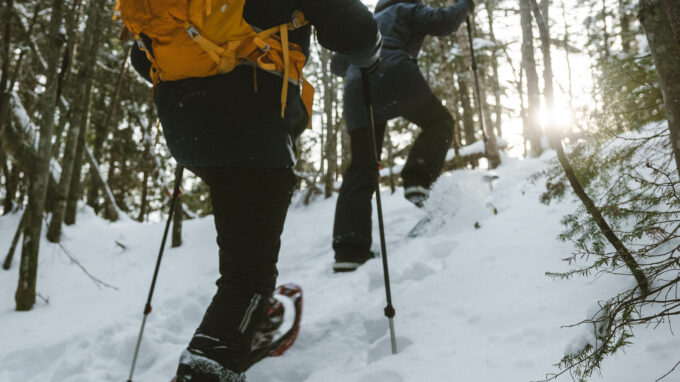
left=130, top=0, right=380, bottom=380
left=331, top=0, right=474, bottom=272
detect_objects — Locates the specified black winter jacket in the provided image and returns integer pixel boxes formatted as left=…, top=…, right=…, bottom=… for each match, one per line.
left=332, top=0, right=473, bottom=77
left=131, top=0, right=379, bottom=168
left=331, top=0, right=473, bottom=133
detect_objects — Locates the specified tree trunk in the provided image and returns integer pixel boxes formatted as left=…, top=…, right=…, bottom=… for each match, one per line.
left=619, top=0, right=635, bottom=53
left=86, top=126, right=104, bottom=211
left=520, top=0, right=543, bottom=157
left=0, top=147, right=11, bottom=214
left=45, top=0, right=90, bottom=230
left=561, top=1, right=575, bottom=114
left=15, top=0, right=64, bottom=311
left=64, top=79, right=92, bottom=225
left=3, top=209, right=25, bottom=270
left=340, top=125, right=351, bottom=176
left=455, top=42, right=476, bottom=147
left=531, top=0, right=555, bottom=112
left=85, top=147, right=120, bottom=221
left=320, top=48, right=338, bottom=198
left=0, top=2, right=41, bottom=130
left=601, top=0, right=612, bottom=60
left=476, top=63, right=501, bottom=168
left=0, top=0, right=12, bottom=101
left=640, top=0, right=680, bottom=178
left=485, top=1, right=503, bottom=138
left=83, top=0, right=116, bottom=213
left=554, top=140, right=649, bottom=294
left=464, top=18, right=500, bottom=168
left=172, top=195, right=183, bottom=248
left=50, top=0, right=84, bottom=160
left=0, top=0, right=15, bottom=132
left=385, top=134, right=396, bottom=194
left=137, top=170, right=150, bottom=222
left=6, top=160, right=19, bottom=213
left=46, top=119, right=80, bottom=242
left=137, top=119, right=153, bottom=222
left=665, top=0, right=680, bottom=46
left=534, top=0, right=650, bottom=294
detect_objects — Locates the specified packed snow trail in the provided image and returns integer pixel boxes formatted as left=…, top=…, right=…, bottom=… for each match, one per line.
left=1, top=155, right=678, bottom=382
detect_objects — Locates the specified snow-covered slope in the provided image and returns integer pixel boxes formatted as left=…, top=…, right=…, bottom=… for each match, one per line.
left=1, top=155, right=678, bottom=382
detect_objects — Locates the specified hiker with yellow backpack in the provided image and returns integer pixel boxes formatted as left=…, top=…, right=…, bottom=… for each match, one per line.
left=117, top=0, right=380, bottom=381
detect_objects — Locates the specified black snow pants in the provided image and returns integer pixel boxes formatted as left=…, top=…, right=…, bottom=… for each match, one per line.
left=333, top=92, right=454, bottom=258
left=187, top=166, right=296, bottom=373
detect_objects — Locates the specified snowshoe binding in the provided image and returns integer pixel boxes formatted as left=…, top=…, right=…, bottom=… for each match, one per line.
left=246, top=283, right=303, bottom=368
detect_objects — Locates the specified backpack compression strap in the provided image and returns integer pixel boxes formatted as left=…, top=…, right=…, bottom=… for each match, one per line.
left=181, top=11, right=312, bottom=122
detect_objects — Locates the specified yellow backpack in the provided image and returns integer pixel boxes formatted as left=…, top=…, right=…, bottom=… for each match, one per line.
left=113, top=0, right=314, bottom=125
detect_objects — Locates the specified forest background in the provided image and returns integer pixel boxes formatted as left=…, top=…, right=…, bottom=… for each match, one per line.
left=1, top=0, right=680, bottom=380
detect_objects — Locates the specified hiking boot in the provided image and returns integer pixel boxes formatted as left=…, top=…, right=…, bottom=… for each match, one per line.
left=333, top=250, right=376, bottom=273
left=174, top=345, right=246, bottom=382
left=404, top=185, right=430, bottom=208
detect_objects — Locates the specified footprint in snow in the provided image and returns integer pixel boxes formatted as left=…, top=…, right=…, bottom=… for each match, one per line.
left=367, top=336, right=413, bottom=364
left=358, top=369, right=405, bottom=382
left=364, top=318, right=390, bottom=344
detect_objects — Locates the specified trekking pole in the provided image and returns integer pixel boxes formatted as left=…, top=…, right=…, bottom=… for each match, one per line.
left=127, top=165, right=184, bottom=382
left=360, top=67, right=397, bottom=355
left=465, top=16, right=489, bottom=153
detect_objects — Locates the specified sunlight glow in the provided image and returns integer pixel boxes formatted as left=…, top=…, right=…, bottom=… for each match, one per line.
left=539, top=105, right=574, bottom=130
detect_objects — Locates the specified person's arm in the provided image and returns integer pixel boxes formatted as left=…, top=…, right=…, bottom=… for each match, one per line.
left=299, top=0, right=381, bottom=68
left=130, top=40, right=152, bottom=83
left=330, top=53, right=351, bottom=77
left=410, top=0, right=475, bottom=37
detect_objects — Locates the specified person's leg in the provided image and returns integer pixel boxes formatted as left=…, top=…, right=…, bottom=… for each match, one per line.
left=400, top=94, right=454, bottom=200
left=332, top=123, right=386, bottom=270
left=177, top=167, right=296, bottom=380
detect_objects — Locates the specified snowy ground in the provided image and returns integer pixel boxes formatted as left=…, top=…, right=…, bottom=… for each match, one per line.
left=1, top=154, right=678, bottom=382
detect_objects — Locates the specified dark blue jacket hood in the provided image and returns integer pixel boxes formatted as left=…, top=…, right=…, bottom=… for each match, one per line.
left=374, top=0, right=420, bottom=13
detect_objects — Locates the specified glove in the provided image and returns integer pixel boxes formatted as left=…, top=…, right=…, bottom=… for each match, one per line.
left=331, top=53, right=350, bottom=77
left=462, top=0, right=475, bottom=13
left=344, top=31, right=382, bottom=72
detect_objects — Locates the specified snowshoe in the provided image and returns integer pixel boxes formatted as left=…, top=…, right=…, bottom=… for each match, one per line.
left=171, top=284, right=302, bottom=381
left=245, top=283, right=303, bottom=369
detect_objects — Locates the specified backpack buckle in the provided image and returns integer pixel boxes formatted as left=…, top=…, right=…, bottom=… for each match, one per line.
left=253, top=37, right=270, bottom=52
left=137, top=38, right=148, bottom=52
left=185, top=25, right=201, bottom=41
left=291, top=10, right=307, bottom=29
